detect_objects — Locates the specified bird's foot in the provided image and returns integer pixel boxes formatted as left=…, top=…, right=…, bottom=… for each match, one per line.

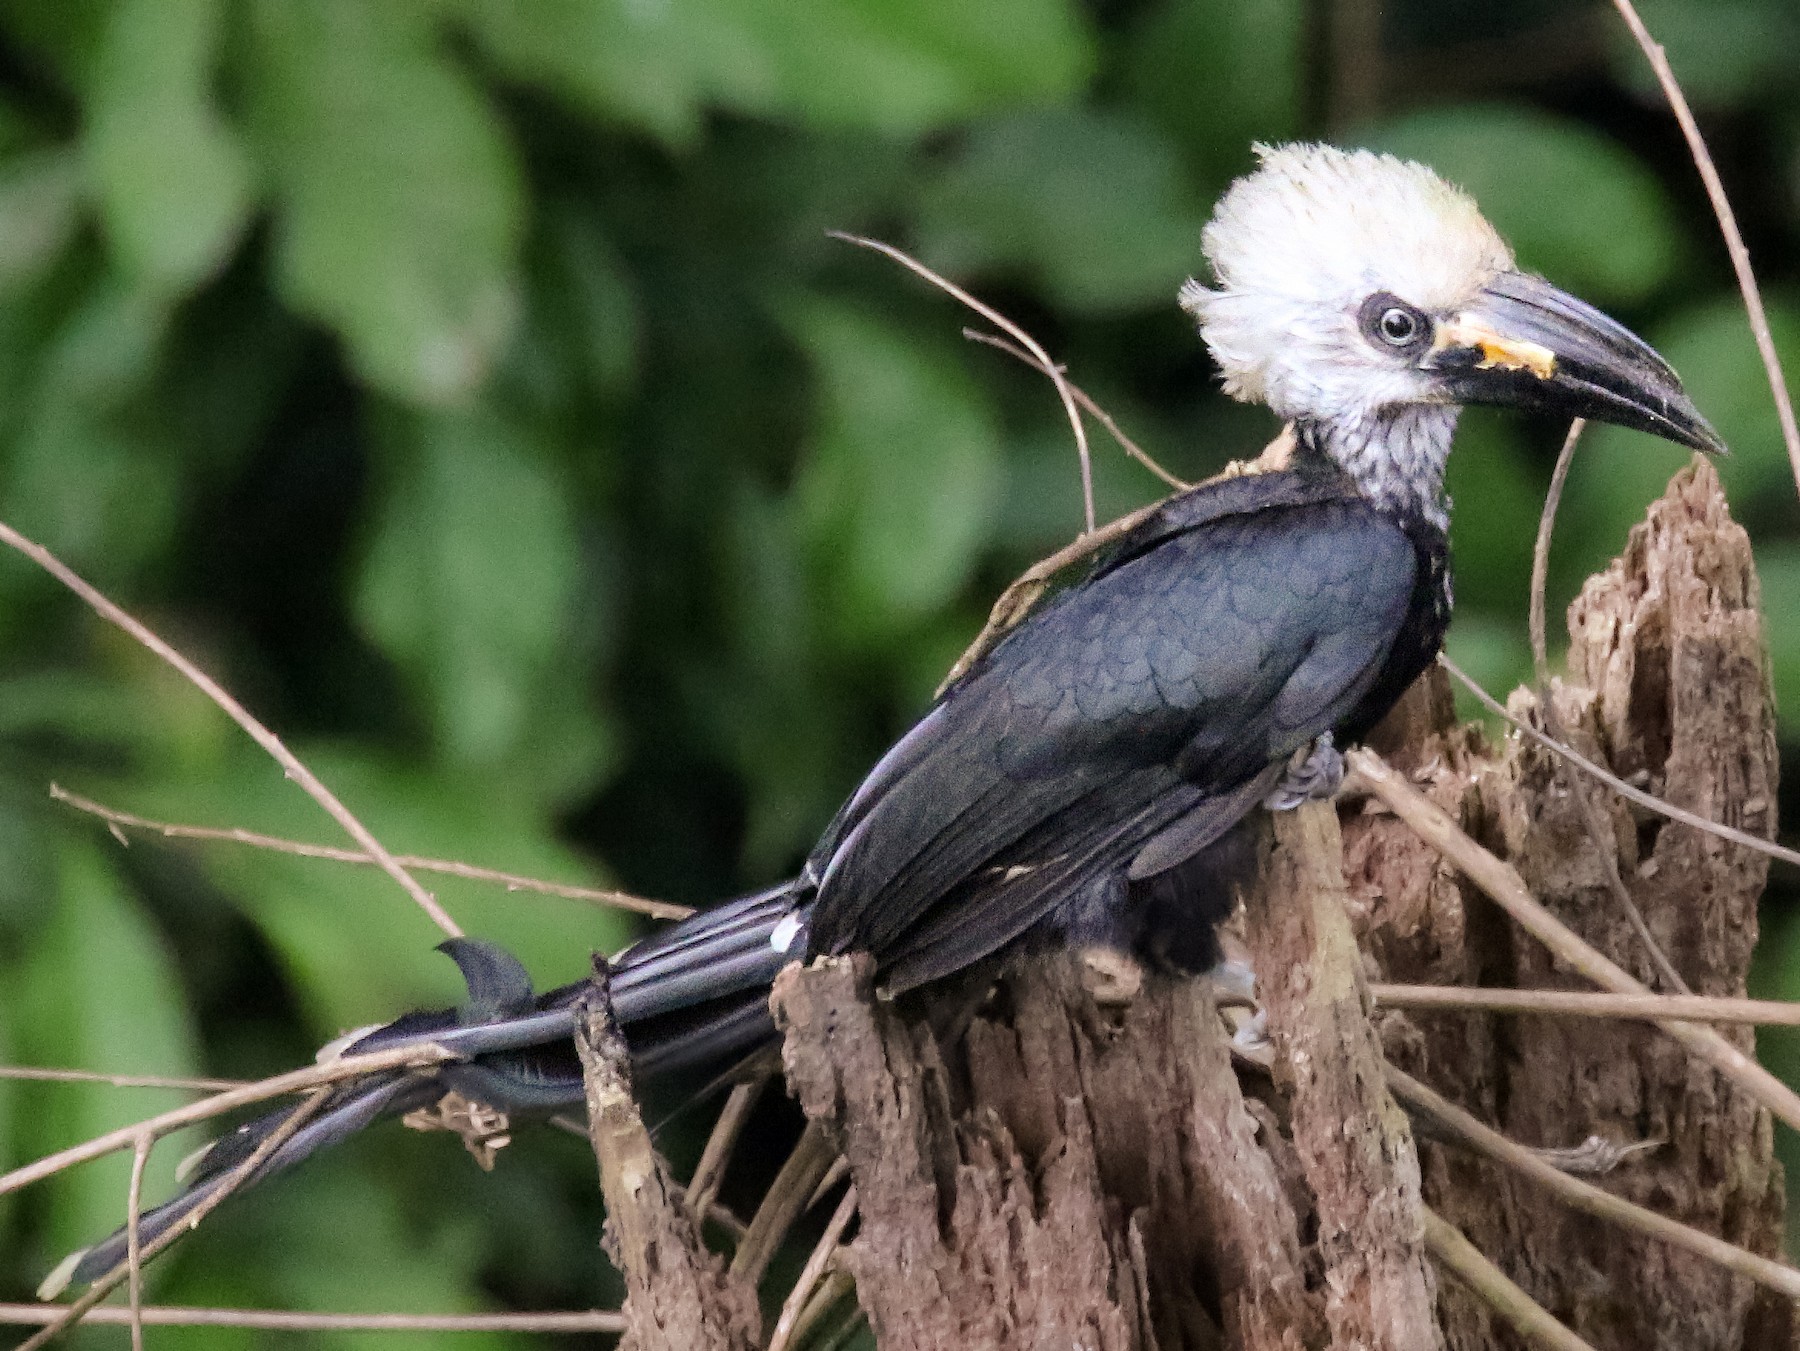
left=1206, top=958, right=1258, bottom=1008
left=1078, top=946, right=1146, bottom=1006
left=1229, top=1008, right=1272, bottom=1064
left=1263, top=732, right=1344, bottom=811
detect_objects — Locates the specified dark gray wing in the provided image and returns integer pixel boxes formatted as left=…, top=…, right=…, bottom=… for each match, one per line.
left=804, top=485, right=1418, bottom=970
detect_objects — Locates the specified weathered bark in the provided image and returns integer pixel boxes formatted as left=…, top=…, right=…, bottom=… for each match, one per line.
left=1344, top=461, right=1785, bottom=1351
left=576, top=977, right=761, bottom=1351
left=1242, top=802, right=1442, bottom=1349
left=761, top=460, right=1780, bottom=1349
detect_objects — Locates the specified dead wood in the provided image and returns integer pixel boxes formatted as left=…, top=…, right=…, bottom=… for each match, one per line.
left=1242, top=801, right=1441, bottom=1349
left=761, top=461, right=1782, bottom=1350
left=575, top=971, right=761, bottom=1351
left=1343, top=460, right=1786, bottom=1351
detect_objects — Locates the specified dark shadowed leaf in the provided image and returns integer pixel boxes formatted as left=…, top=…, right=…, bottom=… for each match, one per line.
left=244, top=0, right=523, bottom=404
left=1122, top=0, right=1305, bottom=195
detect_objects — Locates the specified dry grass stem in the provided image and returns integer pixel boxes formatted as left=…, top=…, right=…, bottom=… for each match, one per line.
left=125, top=1134, right=151, bottom=1351
left=830, top=231, right=1097, bottom=532
left=51, top=784, right=692, bottom=921
left=0, top=519, right=460, bottom=938
left=1422, top=1206, right=1598, bottom=1351
left=1372, top=983, right=1800, bottom=1025
left=0, top=1042, right=453, bottom=1198
left=1438, top=654, right=1800, bottom=868
left=686, top=1075, right=769, bottom=1224
left=1392, top=1067, right=1800, bottom=1300
left=26, top=1094, right=329, bottom=1350
left=0, top=1064, right=247, bottom=1092
left=0, top=1305, right=627, bottom=1333
left=784, top=1270, right=859, bottom=1351
left=767, top=1184, right=858, bottom=1351
left=1348, top=747, right=1800, bottom=1134
left=961, top=329, right=1191, bottom=490
left=1527, top=419, right=1688, bottom=994
left=1610, top=0, right=1800, bottom=496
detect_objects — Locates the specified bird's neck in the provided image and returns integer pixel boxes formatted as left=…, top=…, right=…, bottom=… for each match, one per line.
left=1298, top=405, right=1457, bottom=532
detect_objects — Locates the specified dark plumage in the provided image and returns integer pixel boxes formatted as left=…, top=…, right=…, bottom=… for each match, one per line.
left=51, top=142, right=1721, bottom=1294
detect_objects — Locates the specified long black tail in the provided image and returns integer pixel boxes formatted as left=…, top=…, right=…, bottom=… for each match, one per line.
left=47, top=882, right=808, bottom=1294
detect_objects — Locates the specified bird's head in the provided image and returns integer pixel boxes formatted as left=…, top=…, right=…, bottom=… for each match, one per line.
left=1181, top=143, right=1723, bottom=458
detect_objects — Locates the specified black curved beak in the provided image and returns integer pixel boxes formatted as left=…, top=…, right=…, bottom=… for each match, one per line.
left=1427, top=270, right=1726, bottom=455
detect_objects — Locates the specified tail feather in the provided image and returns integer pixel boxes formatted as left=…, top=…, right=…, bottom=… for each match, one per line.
left=56, top=1073, right=442, bottom=1293
left=50, top=880, right=808, bottom=1292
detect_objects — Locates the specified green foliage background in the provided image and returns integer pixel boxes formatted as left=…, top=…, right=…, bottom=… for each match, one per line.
left=1, top=0, right=1798, bottom=1341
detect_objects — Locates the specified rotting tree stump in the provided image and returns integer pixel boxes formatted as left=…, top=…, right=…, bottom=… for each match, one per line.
left=756, top=461, right=1784, bottom=1351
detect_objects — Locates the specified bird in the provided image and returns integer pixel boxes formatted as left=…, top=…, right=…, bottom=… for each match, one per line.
left=47, top=141, right=1723, bottom=1293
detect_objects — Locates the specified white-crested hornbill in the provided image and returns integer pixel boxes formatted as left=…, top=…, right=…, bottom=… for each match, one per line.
left=50, top=142, right=1723, bottom=1292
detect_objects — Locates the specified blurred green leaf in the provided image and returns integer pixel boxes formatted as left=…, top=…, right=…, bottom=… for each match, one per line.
left=12, top=840, right=201, bottom=1260
left=788, top=298, right=1002, bottom=640
left=917, top=108, right=1204, bottom=313
left=711, top=0, right=1093, bottom=131
left=1123, top=0, right=1305, bottom=195
left=1612, top=0, right=1798, bottom=105
left=1561, top=293, right=1800, bottom=588
left=1443, top=411, right=1542, bottom=614
left=1757, top=543, right=1800, bottom=718
left=87, top=0, right=253, bottom=295
left=454, top=0, right=714, bottom=147
left=1361, top=105, right=1681, bottom=305
left=355, top=408, right=587, bottom=771
left=0, top=148, right=81, bottom=299
left=245, top=0, right=523, bottom=404
left=151, top=748, right=632, bottom=1033
left=465, top=0, right=1091, bottom=144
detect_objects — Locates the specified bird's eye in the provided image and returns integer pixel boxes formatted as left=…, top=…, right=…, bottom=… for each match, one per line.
left=1358, top=292, right=1429, bottom=354
left=1379, top=308, right=1417, bottom=344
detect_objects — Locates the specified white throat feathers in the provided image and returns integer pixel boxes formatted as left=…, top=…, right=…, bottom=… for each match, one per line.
left=1301, top=404, right=1457, bottom=531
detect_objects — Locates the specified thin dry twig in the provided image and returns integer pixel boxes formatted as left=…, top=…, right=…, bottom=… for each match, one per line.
left=1348, top=747, right=1800, bottom=1135
left=1527, top=419, right=1688, bottom=994
left=51, top=784, right=692, bottom=921
left=0, top=519, right=460, bottom=938
left=125, top=1134, right=151, bottom=1351
left=1392, top=1067, right=1800, bottom=1301
left=0, top=1305, right=627, bottom=1333
left=1422, top=1206, right=1598, bottom=1351
left=0, top=1042, right=453, bottom=1198
left=785, top=1270, right=859, bottom=1351
left=1372, top=983, right=1800, bottom=1025
left=1610, top=0, right=1800, bottom=496
left=26, top=1093, right=329, bottom=1351
left=0, top=1063, right=246, bottom=1092
left=767, top=1184, right=858, bottom=1351
left=687, top=1075, right=769, bottom=1226
left=961, top=329, right=1191, bottom=490
left=830, top=231, right=1097, bottom=533
left=1438, top=655, right=1800, bottom=868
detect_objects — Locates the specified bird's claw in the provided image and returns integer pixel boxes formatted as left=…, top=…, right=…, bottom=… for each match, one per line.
left=1263, top=732, right=1344, bottom=811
